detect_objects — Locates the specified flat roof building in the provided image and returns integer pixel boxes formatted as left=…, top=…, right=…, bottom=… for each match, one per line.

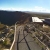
left=32, top=17, right=42, bottom=23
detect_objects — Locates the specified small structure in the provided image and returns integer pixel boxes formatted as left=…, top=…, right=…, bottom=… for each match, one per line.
left=32, top=17, right=43, bottom=24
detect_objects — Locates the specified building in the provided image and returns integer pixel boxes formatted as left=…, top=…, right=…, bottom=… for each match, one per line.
left=43, top=18, right=50, bottom=25
left=32, top=17, right=43, bottom=23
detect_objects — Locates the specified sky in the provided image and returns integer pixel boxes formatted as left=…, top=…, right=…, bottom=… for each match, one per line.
left=0, top=0, right=50, bottom=13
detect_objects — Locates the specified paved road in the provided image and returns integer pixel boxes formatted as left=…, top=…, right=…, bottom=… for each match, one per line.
left=14, top=25, right=42, bottom=50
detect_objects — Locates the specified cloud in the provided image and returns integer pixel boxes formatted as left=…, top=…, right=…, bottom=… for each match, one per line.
left=0, top=6, right=50, bottom=13
left=0, top=7, right=32, bottom=11
left=33, top=6, right=50, bottom=13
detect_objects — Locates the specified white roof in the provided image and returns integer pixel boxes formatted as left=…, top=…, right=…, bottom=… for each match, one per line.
left=32, top=17, right=42, bottom=22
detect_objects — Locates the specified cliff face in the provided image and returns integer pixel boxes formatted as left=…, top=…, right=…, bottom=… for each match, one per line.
left=0, top=10, right=30, bottom=25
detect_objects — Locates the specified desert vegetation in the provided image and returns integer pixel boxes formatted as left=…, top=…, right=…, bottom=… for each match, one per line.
left=0, top=23, right=14, bottom=50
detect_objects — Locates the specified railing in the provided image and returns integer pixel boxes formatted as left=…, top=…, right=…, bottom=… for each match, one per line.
left=30, top=28, right=50, bottom=50
left=9, top=23, right=17, bottom=50
left=9, top=39, right=15, bottom=50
